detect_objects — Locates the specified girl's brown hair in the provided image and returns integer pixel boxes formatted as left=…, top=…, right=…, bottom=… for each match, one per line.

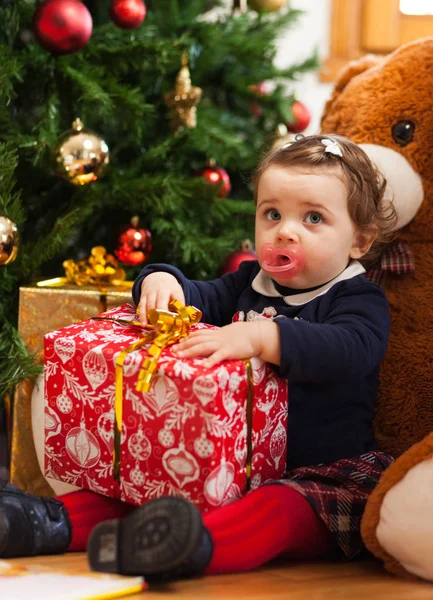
left=252, top=134, right=397, bottom=265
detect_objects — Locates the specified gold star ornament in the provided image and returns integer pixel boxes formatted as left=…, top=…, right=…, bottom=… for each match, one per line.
left=164, top=51, right=202, bottom=131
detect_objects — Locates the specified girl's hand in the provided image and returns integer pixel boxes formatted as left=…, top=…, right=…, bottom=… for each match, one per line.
left=172, top=321, right=279, bottom=369
left=138, top=272, right=185, bottom=326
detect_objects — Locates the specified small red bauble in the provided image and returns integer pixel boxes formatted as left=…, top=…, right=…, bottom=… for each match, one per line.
left=202, top=165, right=231, bottom=198
left=33, top=0, right=93, bottom=55
left=249, top=81, right=271, bottom=118
left=109, top=0, right=147, bottom=29
left=249, top=82, right=271, bottom=96
left=114, top=216, right=152, bottom=267
left=286, top=101, right=311, bottom=134
left=221, top=240, right=257, bottom=275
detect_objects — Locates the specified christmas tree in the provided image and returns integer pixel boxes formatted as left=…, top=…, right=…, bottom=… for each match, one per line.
left=0, top=0, right=318, bottom=400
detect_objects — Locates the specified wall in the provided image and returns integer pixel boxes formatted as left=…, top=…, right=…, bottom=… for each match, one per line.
left=274, top=0, right=333, bottom=133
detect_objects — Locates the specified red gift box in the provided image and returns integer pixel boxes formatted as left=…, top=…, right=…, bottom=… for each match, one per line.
left=44, top=303, right=288, bottom=512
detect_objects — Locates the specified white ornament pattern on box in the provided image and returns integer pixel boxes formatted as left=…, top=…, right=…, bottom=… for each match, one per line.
left=44, top=303, right=288, bottom=512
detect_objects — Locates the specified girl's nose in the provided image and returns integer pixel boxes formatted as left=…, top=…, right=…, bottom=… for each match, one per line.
left=277, top=223, right=299, bottom=244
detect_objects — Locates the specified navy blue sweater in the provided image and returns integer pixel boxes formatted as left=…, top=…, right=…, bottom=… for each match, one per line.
left=132, top=260, right=390, bottom=470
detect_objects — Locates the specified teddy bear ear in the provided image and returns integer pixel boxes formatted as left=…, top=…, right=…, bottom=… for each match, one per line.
left=321, top=55, right=382, bottom=125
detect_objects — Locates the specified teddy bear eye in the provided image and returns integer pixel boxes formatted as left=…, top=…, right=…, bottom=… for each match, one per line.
left=392, top=120, right=415, bottom=146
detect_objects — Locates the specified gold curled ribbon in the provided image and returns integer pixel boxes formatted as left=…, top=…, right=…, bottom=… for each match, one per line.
left=36, top=246, right=132, bottom=289
left=244, top=359, right=254, bottom=491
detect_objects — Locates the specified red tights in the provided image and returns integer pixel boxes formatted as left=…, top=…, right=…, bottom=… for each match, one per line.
left=59, top=484, right=336, bottom=574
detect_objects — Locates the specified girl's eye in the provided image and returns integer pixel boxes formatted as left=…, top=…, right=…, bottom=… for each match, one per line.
left=266, top=209, right=281, bottom=221
left=305, top=212, right=323, bottom=225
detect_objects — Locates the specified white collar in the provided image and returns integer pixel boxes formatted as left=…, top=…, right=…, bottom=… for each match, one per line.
left=251, top=260, right=366, bottom=306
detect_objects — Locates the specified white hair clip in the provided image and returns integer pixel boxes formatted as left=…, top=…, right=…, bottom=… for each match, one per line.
left=321, top=138, right=342, bottom=157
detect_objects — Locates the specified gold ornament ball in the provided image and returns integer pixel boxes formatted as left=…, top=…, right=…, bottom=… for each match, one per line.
left=248, top=0, right=288, bottom=12
left=270, top=123, right=297, bottom=151
left=262, top=123, right=296, bottom=154
left=53, top=118, right=110, bottom=186
left=0, top=216, right=20, bottom=266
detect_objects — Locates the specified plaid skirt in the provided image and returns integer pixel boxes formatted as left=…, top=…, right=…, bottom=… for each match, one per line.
left=276, top=451, right=394, bottom=560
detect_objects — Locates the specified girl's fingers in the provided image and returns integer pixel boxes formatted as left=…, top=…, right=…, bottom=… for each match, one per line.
left=173, top=288, right=186, bottom=305
left=145, top=291, right=158, bottom=313
left=174, top=340, right=218, bottom=358
left=155, top=290, right=171, bottom=312
left=203, top=349, right=227, bottom=369
left=138, top=298, right=147, bottom=326
left=175, top=335, right=216, bottom=351
left=180, top=329, right=217, bottom=342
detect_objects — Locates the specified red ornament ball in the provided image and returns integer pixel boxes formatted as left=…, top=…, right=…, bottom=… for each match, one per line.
left=202, top=165, right=231, bottom=198
left=286, top=101, right=311, bottom=134
left=221, top=240, right=257, bottom=275
left=114, top=217, right=152, bottom=267
left=249, top=81, right=271, bottom=118
left=109, top=0, right=147, bottom=29
left=250, top=82, right=271, bottom=96
left=33, top=0, right=93, bottom=55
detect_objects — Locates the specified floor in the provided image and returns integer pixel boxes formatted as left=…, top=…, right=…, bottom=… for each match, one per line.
left=8, top=553, right=433, bottom=599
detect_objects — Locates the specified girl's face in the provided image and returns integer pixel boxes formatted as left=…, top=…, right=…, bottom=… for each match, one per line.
left=255, top=165, right=375, bottom=288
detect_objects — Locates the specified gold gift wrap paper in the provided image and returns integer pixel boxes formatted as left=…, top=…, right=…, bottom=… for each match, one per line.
left=11, top=380, right=53, bottom=496
left=10, top=284, right=132, bottom=495
left=19, top=284, right=132, bottom=362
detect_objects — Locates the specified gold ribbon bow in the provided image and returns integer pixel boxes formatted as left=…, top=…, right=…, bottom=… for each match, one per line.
left=136, top=300, right=202, bottom=392
left=111, top=300, right=202, bottom=481
left=37, top=246, right=132, bottom=289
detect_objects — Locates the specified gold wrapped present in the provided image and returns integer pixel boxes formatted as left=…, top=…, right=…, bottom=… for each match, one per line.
left=10, top=247, right=133, bottom=495
left=18, top=282, right=132, bottom=364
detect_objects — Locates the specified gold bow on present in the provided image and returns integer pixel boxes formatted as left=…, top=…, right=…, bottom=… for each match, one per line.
left=37, top=246, right=132, bottom=289
left=136, top=300, right=203, bottom=392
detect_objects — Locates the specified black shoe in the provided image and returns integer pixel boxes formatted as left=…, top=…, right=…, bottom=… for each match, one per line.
left=0, top=480, right=71, bottom=557
left=87, top=496, right=214, bottom=582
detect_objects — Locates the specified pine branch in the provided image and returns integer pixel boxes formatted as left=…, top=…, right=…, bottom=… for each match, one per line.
left=0, top=43, right=22, bottom=103
left=0, top=323, right=41, bottom=400
left=278, top=49, right=320, bottom=79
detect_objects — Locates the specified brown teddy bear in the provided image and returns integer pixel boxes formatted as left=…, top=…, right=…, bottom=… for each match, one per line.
left=321, top=37, right=433, bottom=580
